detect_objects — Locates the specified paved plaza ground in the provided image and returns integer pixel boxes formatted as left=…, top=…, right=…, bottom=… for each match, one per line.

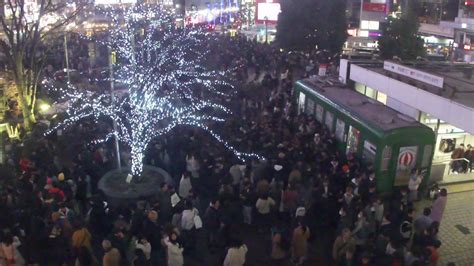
left=436, top=188, right=474, bottom=266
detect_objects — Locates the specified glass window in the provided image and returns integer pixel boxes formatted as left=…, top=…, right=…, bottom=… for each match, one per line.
left=346, top=126, right=360, bottom=155
left=298, top=92, right=306, bottom=114
left=355, top=83, right=366, bottom=94
left=381, top=146, right=392, bottom=171
left=335, top=119, right=345, bottom=141
left=325, top=111, right=334, bottom=131
left=422, top=145, right=433, bottom=168
left=316, top=104, right=324, bottom=122
left=376, top=91, right=387, bottom=105
left=306, top=98, right=314, bottom=115
left=365, top=86, right=376, bottom=99
left=362, top=140, right=377, bottom=163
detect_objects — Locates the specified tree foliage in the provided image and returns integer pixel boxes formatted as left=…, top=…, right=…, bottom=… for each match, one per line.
left=0, top=0, right=83, bottom=130
left=276, top=0, right=347, bottom=56
left=378, top=2, right=425, bottom=60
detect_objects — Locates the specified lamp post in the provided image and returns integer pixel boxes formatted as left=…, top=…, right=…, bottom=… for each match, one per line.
left=63, top=23, right=75, bottom=84
left=64, top=33, right=70, bottom=84
left=108, top=43, right=122, bottom=170
left=264, top=16, right=268, bottom=43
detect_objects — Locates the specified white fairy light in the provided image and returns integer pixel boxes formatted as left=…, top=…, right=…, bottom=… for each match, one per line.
left=45, top=5, right=262, bottom=176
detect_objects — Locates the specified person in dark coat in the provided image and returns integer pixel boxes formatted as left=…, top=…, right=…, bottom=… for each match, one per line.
left=204, top=197, right=222, bottom=248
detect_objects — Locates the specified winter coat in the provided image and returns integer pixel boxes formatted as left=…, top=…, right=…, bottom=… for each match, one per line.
left=291, top=226, right=310, bottom=260
left=0, top=237, right=25, bottom=266
left=165, top=240, right=184, bottom=266
left=72, top=227, right=92, bottom=250
left=178, top=177, right=192, bottom=199
left=430, top=195, right=447, bottom=222
left=103, top=248, right=121, bottom=266
left=223, top=245, right=248, bottom=266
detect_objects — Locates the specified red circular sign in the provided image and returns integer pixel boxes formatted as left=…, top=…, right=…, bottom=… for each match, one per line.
left=398, top=151, right=414, bottom=167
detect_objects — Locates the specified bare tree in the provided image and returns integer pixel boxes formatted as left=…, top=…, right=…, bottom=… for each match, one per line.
left=0, top=0, right=84, bottom=130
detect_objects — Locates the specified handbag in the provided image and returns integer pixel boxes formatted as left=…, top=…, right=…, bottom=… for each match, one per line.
left=193, top=209, right=203, bottom=229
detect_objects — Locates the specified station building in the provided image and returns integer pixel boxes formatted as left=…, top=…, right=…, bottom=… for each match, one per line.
left=339, top=59, right=474, bottom=183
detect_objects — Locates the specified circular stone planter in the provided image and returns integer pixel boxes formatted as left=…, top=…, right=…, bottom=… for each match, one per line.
left=98, top=165, right=172, bottom=204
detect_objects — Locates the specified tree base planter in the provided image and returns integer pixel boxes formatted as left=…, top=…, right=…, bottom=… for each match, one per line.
left=98, top=165, right=172, bottom=205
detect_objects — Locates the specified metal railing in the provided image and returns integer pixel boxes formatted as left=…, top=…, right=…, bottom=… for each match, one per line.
left=432, top=157, right=471, bottom=175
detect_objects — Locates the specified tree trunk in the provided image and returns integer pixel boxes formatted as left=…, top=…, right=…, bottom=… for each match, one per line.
left=17, top=87, right=36, bottom=131
left=130, top=143, right=145, bottom=178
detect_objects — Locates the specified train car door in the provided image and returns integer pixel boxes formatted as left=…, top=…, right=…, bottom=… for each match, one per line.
left=298, top=92, right=306, bottom=114
left=346, top=126, right=360, bottom=155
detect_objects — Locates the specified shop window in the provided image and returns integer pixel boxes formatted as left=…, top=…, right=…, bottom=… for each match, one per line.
left=325, top=111, right=334, bottom=131
left=381, top=146, right=392, bottom=171
left=365, top=86, right=376, bottom=99
left=355, top=83, right=366, bottom=94
left=376, top=91, right=387, bottom=105
left=422, top=145, right=433, bottom=168
left=439, top=138, right=456, bottom=153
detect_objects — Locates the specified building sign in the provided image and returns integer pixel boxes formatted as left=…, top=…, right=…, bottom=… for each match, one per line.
left=256, top=0, right=281, bottom=24
left=383, top=61, right=444, bottom=88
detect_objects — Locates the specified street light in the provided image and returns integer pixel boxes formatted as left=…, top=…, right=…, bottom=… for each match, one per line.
left=109, top=39, right=122, bottom=170
left=264, top=16, right=268, bottom=43
left=63, top=23, right=75, bottom=84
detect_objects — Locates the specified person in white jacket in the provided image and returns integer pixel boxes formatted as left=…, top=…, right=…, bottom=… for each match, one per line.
left=135, top=236, right=152, bottom=261
left=179, top=172, right=192, bottom=199
left=0, top=233, right=25, bottom=266
left=164, top=232, right=184, bottom=266
left=408, top=169, right=423, bottom=202
left=223, top=238, right=247, bottom=266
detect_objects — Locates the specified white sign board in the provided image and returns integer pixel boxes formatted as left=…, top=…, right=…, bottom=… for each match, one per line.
left=257, top=3, right=281, bottom=22
left=383, top=61, right=444, bottom=88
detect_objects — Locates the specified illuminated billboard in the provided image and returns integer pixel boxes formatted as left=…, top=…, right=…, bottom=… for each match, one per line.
left=362, top=0, right=387, bottom=13
left=256, top=0, right=281, bottom=24
left=95, top=0, right=137, bottom=5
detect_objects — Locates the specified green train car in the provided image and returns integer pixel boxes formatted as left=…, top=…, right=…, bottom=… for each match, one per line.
left=295, top=77, right=436, bottom=193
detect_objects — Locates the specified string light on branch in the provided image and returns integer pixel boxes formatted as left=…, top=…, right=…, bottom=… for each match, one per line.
left=45, top=4, right=263, bottom=176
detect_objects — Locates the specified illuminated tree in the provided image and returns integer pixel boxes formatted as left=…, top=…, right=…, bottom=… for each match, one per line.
left=46, top=5, right=261, bottom=177
left=0, top=0, right=84, bottom=130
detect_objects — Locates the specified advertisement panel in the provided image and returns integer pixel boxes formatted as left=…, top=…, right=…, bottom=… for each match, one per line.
left=362, top=0, right=387, bottom=12
left=395, top=146, right=418, bottom=186
left=256, top=0, right=281, bottom=24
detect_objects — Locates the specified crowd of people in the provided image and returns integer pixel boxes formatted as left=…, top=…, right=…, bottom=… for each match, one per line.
left=0, top=34, right=450, bottom=266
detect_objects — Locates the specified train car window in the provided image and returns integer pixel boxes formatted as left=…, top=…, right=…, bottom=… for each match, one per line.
left=346, top=126, right=360, bottom=155
left=335, top=119, right=345, bottom=142
left=316, top=104, right=324, bottom=122
left=306, top=98, right=315, bottom=115
left=422, top=145, right=433, bottom=168
left=325, top=111, right=334, bottom=131
left=298, top=92, right=306, bottom=114
left=363, top=140, right=377, bottom=163
left=381, top=146, right=392, bottom=171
